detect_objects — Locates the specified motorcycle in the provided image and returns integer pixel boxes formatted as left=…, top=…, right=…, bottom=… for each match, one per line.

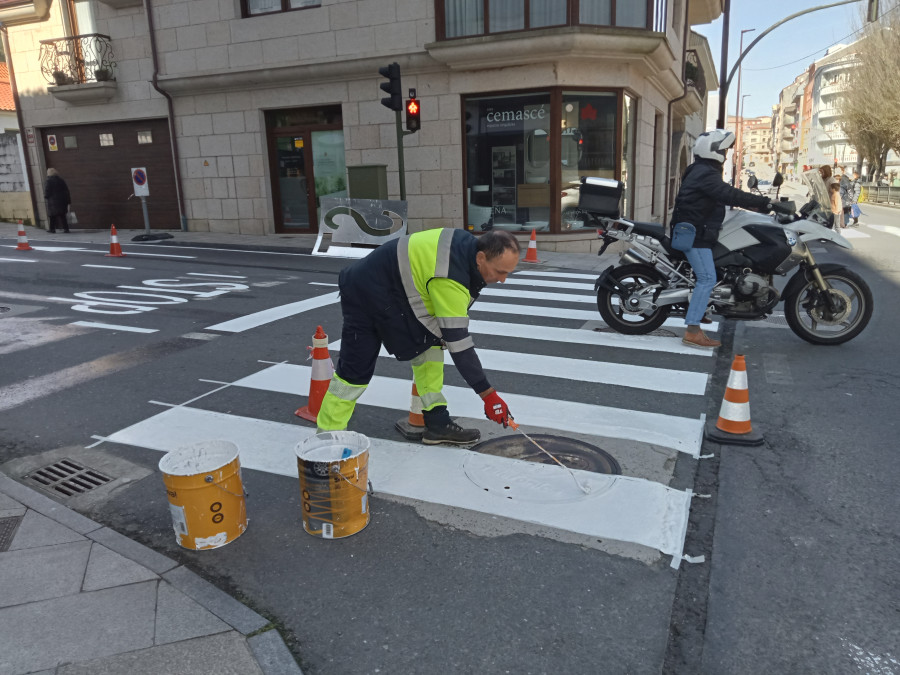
left=582, top=170, right=873, bottom=345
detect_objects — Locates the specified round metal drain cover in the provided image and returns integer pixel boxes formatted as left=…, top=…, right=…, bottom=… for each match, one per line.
left=470, top=434, right=620, bottom=475
left=593, top=326, right=676, bottom=338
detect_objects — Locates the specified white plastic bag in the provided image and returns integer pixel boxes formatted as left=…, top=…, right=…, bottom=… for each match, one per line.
left=66, top=210, right=77, bottom=226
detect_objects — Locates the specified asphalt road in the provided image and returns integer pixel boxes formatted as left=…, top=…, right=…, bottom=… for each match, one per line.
left=1, top=208, right=898, bottom=674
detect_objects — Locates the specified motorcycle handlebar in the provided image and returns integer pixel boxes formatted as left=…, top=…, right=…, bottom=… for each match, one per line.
left=768, top=200, right=796, bottom=215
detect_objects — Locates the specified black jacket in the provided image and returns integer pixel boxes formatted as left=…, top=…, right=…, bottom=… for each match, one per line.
left=671, top=159, right=770, bottom=248
left=44, top=175, right=71, bottom=217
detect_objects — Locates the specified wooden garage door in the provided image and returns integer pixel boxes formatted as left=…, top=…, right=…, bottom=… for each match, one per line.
left=42, top=119, right=178, bottom=230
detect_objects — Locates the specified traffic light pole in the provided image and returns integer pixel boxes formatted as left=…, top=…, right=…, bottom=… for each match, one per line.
left=394, top=112, right=418, bottom=201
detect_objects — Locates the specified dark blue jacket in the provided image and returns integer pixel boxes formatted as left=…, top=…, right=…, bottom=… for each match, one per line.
left=671, top=159, right=770, bottom=248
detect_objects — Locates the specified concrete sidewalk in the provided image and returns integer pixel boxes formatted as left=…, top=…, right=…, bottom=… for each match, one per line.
left=0, top=474, right=302, bottom=675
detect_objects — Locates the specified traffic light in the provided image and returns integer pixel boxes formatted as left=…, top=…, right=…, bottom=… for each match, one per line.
left=406, top=95, right=421, bottom=133
left=867, top=0, right=878, bottom=22
left=379, top=62, right=402, bottom=112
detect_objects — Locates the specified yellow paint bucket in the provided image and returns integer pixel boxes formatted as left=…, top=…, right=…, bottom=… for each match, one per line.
left=158, top=440, right=248, bottom=550
left=296, top=431, right=371, bottom=539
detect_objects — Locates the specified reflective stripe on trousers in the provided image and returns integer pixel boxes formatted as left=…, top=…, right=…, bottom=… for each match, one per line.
left=410, top=346, right=447, bottom=411
left=315, top=373, right=368, bottom=432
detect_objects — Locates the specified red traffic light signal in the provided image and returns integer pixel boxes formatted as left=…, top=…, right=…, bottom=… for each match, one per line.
left=406, top=97, right=421, bottom=133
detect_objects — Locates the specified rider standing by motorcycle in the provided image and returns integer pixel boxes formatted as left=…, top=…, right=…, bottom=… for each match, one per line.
left=671, top=130, right=773, bottom=349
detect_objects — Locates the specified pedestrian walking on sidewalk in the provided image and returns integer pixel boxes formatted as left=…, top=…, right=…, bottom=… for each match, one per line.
left=44, top=168, right=72, bottom=234
left=850, top=169, right=863, bottom=226
left=839, top=166, right=853, bottom=225
left=671, top=130, right=772, bottom=349
left=315, top=228, right=520, bottom=445
left=819, top=165, right=844, bottom=229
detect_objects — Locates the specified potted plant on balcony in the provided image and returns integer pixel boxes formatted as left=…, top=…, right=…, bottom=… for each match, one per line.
left=94, top=67, right=113, bottom=82
left=52, top=70, right=73, bottom=86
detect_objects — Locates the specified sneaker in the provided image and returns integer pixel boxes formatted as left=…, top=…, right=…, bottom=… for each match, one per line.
left=682, top=330, right=721, bottom=349
left=422, top=420, right=481, bottom=445
left=701, top=315, right=713, bottom=325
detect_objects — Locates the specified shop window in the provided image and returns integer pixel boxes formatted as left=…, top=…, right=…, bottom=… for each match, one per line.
left=137, top=130, right=153, bottom=144
left=621, top=93, right=636, bottom=219
left=465, top=89, right=625, bottom=234
left=242, top=0, right=320, bottom=17
left=99, top=133, right=114, bottom=147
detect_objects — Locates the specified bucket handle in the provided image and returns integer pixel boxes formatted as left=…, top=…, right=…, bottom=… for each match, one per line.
left=331, top=466, right=374, bottom=496
left=205, top=474, right=248, bottom=499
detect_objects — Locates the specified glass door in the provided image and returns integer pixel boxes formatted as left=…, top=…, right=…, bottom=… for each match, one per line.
left=275, top=133, right=311, bottom=229
left=310, top=130, right=347, bottom=227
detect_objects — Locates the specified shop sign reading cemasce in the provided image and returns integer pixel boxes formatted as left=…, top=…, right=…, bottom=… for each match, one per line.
left=484, top=105, right=548, bottom=132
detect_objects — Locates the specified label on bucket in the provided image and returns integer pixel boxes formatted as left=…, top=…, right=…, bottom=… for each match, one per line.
left=169, top=503, right=188, bottom=535
left=361, top=494, right=368, bottom=514
left=322, top=522, right=333, bottom=539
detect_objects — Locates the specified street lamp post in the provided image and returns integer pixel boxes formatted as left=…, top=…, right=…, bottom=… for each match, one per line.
left=737, top=94, right=751, bottom=185
left=731, top=28, right=756, bottom=185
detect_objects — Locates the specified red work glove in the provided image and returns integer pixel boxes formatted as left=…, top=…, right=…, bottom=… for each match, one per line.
left=482, top=391, right=511, bottom=427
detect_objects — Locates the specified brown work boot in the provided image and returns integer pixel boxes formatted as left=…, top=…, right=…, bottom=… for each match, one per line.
left=682, top=329, right=721, bottom=349
left=422, top=420, right=480, bottom=446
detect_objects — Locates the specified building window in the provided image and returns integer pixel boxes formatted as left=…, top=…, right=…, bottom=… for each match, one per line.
left=242, top=0, right=320, bottom=17
left=441, top=0, right=658, bottom=38
left=64, top=136, right=77, bottom=149
left=464, top=89, right=627, bottom=234
left=99, top=133, right=114, bottom=147
left=137, top=130, right=153, bottom=144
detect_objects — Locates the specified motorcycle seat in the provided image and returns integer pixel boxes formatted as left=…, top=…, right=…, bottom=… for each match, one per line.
left=628, top=221, right=667, bottom=239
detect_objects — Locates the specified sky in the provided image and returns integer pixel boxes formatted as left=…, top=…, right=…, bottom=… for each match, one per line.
left=694, top=0, right=874, bottom=120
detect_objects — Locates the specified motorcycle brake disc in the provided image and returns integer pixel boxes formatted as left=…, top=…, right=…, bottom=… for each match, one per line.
left=807, top=288, right=851, bottom=325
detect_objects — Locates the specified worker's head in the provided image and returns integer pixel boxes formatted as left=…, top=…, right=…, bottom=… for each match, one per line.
left=476, top=230, right=520, bottom=284
left=692, top=130, right=735, bottom=164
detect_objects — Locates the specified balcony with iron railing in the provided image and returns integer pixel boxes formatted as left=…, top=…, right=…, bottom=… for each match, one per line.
left=39, top=34, right=117, bottom=104
left=684, top=49, right=706, bottom=99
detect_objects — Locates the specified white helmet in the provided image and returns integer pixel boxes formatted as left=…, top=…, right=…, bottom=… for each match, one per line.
left=693, top=129, right=735, bottom=164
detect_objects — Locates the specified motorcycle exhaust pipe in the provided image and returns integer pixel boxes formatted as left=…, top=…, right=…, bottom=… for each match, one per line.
left=621, top=248, right=680, bottom=280
left=655, top=288, right=691, bottom=306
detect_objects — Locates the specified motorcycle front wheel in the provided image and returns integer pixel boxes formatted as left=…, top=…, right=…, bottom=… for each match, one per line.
left=596, top=263, right=671, bottom=335
left=783, top=267, right=873, bottom=345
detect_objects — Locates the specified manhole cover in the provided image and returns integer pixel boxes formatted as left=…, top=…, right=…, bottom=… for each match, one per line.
left=471, top=434, right=621, bottom=475
left=24, top=459, right=113, bottom=498
left=0, top=515, right=23, bottom=552
left=593, top=326, right=676, bottom=338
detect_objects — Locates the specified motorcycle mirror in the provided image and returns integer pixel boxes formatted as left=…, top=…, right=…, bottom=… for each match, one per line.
left=773, top=173, right=784, bottom=187
left=747, top=175, right=758, bottom=189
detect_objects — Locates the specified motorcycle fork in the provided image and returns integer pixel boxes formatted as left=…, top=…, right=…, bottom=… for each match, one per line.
left=799, top=248, right=841, bottom=312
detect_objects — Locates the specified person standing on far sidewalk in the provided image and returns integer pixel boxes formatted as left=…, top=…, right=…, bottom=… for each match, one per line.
left=850, top=169, right=862, bottom=226
left=671, top=130, right=773, bottom=349
left=44, top=168, right=71, bottom=234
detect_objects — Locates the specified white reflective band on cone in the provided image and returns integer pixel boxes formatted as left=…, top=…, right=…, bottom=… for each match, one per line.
left=726, top=370, right=748, bottom=390
left=718, top=400, right=751, bottom=422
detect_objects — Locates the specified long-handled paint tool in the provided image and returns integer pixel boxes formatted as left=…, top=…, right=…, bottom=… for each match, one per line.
left=507, top=418, right=592, bottom=495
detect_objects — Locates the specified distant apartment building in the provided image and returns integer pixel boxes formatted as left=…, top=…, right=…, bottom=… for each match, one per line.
left=1, top=0, right=722, bottom=247
left=0, top=63, right=33, bottom=224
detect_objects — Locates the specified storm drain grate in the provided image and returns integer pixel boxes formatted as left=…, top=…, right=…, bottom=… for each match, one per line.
left=0, top=515, right=23, bottom=552
left=24, top=459, right=113, bottom=497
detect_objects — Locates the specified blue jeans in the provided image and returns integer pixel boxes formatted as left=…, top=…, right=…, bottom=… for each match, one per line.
left=684, top=246, right=716, bottom=326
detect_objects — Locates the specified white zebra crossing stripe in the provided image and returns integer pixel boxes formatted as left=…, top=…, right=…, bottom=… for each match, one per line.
left=231, top=363, right=705, bottom=456
left=205, top=291, right=340, bottom=332
left=501, top=277, right=596, bottom=291
left=102, top=405, right=693, bottom=567
left=328, top=339, right=709, bottom=395
left=512, top=270, right=599, bottom=280
left=467, top=319, right=715, bottom=356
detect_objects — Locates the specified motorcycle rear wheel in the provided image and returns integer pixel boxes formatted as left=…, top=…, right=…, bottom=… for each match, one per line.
left=783, top=267, right=873, bottom=345
left=596, top=264, right=671, bottom=335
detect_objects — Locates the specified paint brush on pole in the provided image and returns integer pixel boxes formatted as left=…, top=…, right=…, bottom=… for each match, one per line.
left=507, top=418, right=591, bottom=495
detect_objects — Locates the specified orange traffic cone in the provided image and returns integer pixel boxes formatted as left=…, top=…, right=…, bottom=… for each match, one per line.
left=105, top=225, right=126, bottom=257
left=15, top=222, right=33, bottom=251
left=295, top=325, right=334, bottom=422
left=394, top=382, right=426, bottom=441
left=522, top=228, right=540, bottom=263
left=705, top=354, right=763, bottom=446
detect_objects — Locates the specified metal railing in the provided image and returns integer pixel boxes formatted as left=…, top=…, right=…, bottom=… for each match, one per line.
left=861, top=184, right=900, bottom=205
left=684, top=50, right=706, bottom=98
left=39, top=34, right=116, bottom=85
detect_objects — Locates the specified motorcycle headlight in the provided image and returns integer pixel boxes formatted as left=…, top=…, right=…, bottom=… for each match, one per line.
left=784, top=229, right=798, bottom=246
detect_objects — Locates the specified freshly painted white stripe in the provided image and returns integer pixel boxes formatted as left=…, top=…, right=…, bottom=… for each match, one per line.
left=837, top=228, right=869, bottom=239
left=82, top=264, right=134, bottom=270
left=205, top=291, right=339, bottom=332
left=70, top=321, right=158, bottom=333
left=0, top=246, right=88, bottom=252
left=468, top=319, right=714, bottom=356
left=482, top=286, right=596, bottom=304
left=233, top=363, right=705, bottom=456
left=717, top=400, right=751, bottom=422
left=186, top=272, right=247, bottom=278
left=115, top=252, right=196, bottom=258
left=330, top=340, right=708, bottom=395
left=309, top=282, right=339, bottom=287
left=472, top=301, right=719, bottom=332
left=103, top=405, right=693, bottom=564
left=0, top=258, right=36, bottom=263
left=513, top=270, right=599, bottom=281
left=725, top=370, right=748, bottom=390
left=502, top=277, right=596, bottom=291
left=868, top=224, right=900, bottom=237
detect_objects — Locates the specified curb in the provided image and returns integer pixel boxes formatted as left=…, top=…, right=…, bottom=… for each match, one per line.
left=0, top=472, right=303, bottom=675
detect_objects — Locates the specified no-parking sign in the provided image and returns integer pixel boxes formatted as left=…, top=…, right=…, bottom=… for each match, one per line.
left=132, top=167, right=150, bottom=196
